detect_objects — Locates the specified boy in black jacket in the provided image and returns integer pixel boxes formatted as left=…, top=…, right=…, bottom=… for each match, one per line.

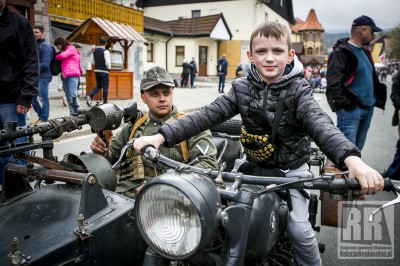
left=133, top=22, right=384, bottom=265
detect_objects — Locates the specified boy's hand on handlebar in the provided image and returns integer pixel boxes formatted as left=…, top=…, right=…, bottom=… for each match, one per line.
left=133, top=134, right=165, bottom=153
left=344, top=156, right=384, bottom=195
left=90, top=132, right=113, bottom=157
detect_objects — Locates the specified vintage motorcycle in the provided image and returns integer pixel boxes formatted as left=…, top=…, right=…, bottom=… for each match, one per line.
left=112, top=136, right=400, bottom=266
left=1, top=100, right=399, bottom=266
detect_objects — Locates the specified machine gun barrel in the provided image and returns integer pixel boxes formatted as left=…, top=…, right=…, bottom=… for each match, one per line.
left=0, top=115, right=89, bottom=142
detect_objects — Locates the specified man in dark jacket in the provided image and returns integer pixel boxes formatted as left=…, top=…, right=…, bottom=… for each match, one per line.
left=87, top=37, right=111, bottom=106
left=385, top=71, right=400, bottom=180
left=32, top=24, right=53, bottom=123
left=217, top=54, right=228, bottom=93
left=0, top=0, right=39, bottom=185
left=327, top=15, right=386, bottom=151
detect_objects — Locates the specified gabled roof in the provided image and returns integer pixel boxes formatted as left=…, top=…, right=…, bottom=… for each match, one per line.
left=144, top=13, right=232, bottom=39
left=67, top=17, right=148, bottom=45
left=298, top=9, right=324, bottom=32
left=144, top=16, right=173, bottom=35
left=292, top=18, right=304, bottom=33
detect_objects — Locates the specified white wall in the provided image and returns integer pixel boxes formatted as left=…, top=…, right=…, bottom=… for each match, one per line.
left=143, top=0, right=292, bottom=42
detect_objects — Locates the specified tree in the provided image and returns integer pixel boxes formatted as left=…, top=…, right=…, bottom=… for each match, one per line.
left=388, top=25, right=400, bottom=61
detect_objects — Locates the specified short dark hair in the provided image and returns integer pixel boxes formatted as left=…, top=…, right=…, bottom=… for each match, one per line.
left=99, top=37, right=107, bottom=45
left=33, top=25, right=45, bottom=33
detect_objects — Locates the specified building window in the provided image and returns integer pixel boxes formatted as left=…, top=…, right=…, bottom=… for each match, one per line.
left=265, top=12, right=269, bottom=21
left=315, top=47, right=320, bottom=56
left=315, top=32, right=320, bottom=42
left=307, top=47, right=313, bottom=55
left=147, top=43, right=154, bottom=62
left=192, top=10, right=201, bottom=18
left=308, top=32, right=313, bottom=42
left=176, top=46, right=185, bottom=66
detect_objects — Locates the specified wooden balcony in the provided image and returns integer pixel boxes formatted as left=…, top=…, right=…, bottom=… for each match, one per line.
left=48, top=0, right=143, bottom=32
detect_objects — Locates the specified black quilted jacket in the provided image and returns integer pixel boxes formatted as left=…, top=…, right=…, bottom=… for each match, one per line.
left=160, top=58, right=360, bottom=170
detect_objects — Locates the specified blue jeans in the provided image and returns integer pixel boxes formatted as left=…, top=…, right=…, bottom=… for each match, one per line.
left=0, top=103, right=28, bottom=185
left=190, top=72, right=196, bottom=88
left=63, top=76, right=81, bottom=115
left=385, top=138, right=400, bottom=180
left=32, top=77, right=52, bottom=121
left=218, top=75, right=226, bottom=92
left=336, top=106, right=374, bottom=151
left=90, top=72, right=109, bottom=104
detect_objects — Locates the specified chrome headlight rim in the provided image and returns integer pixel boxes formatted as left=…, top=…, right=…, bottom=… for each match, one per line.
left=135, top=172, right=220, bottom=260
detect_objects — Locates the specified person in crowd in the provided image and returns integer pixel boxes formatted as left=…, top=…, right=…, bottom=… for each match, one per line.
left=189, top=57, right=198, bottom=88
left=0, top=0, right=38, bottom=185
left=305, top=71, right=315, bottom=95
left=90, top=66, right=218, bottom=198
left=385, top=71, right=400, bottom=180
left=380, top=68, right=387, bottom=82
left=216, top=54, right=228, bottom=93
left=54, top=36, right=82, bottom=115
left=72, top=43, right=83, bottom=98
left=32, top=25, right=53, bottom=123
left=326, top=15, right=386, bottom=151
left=86, top=37, right=111, bottom=106
left=131, top=21, right=384, bottom=266
left=180, top=58, right=191, bottom=88
left=235, top=63, right=244, bottom=78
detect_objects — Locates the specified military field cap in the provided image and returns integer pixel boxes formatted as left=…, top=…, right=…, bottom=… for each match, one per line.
left=140, top=66, right=175, bottom=91
left=352, top=15, right=382, bottom=32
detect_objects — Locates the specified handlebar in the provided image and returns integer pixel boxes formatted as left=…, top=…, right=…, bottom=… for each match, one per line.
left=138, top=146, right=400, bottom=222
left=139, top=145, right=400, bottom=195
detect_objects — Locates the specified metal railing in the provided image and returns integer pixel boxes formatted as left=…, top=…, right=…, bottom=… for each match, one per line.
left=48, top=0, right=143, bottom=31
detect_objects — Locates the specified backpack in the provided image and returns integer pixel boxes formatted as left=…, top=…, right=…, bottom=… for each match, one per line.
left=39, top=42, right=61, bottom=76
left=217, top=61, right=226, bottom=75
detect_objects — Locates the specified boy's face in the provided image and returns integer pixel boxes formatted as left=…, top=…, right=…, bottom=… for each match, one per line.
left=141, top=86, right=174, bottom=119
left=247, top=34, right=294, bottom=84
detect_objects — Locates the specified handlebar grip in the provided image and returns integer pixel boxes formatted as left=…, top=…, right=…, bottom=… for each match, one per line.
left=347, top=177, right=394, bottom=192
left=142, top=144, right=156, bottom=154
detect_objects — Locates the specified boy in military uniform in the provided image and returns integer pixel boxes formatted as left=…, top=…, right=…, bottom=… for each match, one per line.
left=90, top=66, right=218, bottom=198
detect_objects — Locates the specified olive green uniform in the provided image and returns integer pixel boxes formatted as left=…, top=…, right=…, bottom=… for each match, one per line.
left=106, top=106, right=218, bottom=198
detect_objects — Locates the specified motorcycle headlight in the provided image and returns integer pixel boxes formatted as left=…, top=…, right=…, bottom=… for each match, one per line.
left=135, top=170, right=220, bottom=260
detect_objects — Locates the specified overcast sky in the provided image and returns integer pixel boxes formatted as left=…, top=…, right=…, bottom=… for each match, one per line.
left=292, top=0, right=400, bottom=33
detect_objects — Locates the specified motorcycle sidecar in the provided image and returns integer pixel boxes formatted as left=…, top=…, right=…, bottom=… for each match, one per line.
left=0, top=165, right=147, bottom=266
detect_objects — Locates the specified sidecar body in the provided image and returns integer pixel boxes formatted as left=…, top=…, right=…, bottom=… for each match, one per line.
left=0, top=161, right=147, bottom=265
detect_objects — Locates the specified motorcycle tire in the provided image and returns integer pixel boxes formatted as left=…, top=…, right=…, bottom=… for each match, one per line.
left=210, top=119, right=242, bottom=136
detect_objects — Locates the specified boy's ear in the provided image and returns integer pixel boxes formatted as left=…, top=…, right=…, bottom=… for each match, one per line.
left=246, top=50, right=254, bottom=63
left=287, top=49, right=295, bottom=64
